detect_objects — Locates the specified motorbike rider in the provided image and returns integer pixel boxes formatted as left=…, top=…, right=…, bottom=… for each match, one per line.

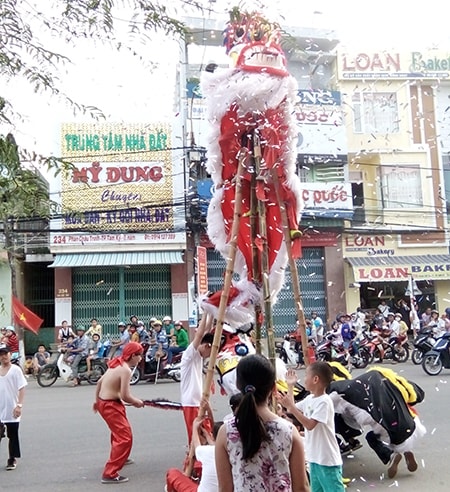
left=71, top=325, right=90, bottom=386
left=147, top=320, right=168, bottom=361
left=3, top=326, right=19, bottom=360
left=162, top=315, right=174, bottom=337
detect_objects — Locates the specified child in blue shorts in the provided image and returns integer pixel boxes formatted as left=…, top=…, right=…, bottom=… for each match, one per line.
left=280, top=362, right=345, bottom=492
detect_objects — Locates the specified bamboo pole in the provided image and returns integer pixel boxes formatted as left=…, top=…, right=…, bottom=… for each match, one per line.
left=202, top=148, right=247, bottom=398
left=253, top=132, right=276, bottom=367
left=184, top=149, right=247, bottom=476
left=250, top=165, right=263, bottom=354
left=271, top=167, right=311, bottom=366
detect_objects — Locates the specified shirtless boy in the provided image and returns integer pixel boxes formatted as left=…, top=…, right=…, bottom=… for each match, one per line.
left=93, top=341, right=144, bottom=484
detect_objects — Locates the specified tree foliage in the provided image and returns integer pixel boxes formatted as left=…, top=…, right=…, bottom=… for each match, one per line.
left=0, top=0, right=203, bottom=123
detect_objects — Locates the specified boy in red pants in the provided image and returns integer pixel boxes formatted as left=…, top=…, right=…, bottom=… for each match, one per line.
left=93, top=342, right=144, bottom=484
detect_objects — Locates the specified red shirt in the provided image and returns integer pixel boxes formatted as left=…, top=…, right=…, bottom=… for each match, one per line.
left=7, top=333, right=19, bottom=353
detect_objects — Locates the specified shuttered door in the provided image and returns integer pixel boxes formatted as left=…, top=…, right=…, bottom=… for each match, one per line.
left=72, top=265, right=171, bottom=336
left=206, top=248, right=326, bottom=337
left=124, top=265, right=171, bottom=322
left=276, top=248, right=326, bottom=336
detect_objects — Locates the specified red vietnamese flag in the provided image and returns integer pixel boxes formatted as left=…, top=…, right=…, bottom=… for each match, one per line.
left=12, top=296, right=44, bottom=334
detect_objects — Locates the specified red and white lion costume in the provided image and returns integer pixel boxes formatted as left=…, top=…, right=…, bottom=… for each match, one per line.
left=200, top=12, right=303, bottom=328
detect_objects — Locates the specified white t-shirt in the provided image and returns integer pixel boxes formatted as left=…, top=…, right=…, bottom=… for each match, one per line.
left=296, top=393, right=342, bottom=467
left=195, top=445, right=218, bottom=492
left=180, top=343, right=203, bottom=407
left=0, top=364, right=28, bottom=423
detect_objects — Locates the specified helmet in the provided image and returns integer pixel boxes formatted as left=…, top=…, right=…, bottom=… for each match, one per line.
left=163, top=316, right=171, bottom=322
left=0, top=343, right=11, bottom=353
left=118, top=322, right=126, bottom=327
left=137, top=320, right=145, bottom=326
left=153, top=320, right=162, bottom=326
left=5, top=325, right=15, bottom=333
left=76, top=325, right=86, bottom=332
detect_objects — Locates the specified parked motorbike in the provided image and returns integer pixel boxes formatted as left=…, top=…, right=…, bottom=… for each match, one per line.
left=422, top=332, right=450, bottom=375
left=412, top=329, right=436, bottom=365
left=315, top=334, right=350, bottom=367
left=130, top=343, right=182, bottom=385
left=37, top=351, right=107, bottom=387
left=277, top=334, right=299, bottom=366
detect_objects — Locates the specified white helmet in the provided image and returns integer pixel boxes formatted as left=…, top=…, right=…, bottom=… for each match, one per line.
left=5, top=325, right=15, bottom=333
left=163, top=316, right=171, bottom=322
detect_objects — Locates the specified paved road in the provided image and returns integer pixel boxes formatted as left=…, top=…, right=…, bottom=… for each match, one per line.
left=0, top=360, right=449, bottom=491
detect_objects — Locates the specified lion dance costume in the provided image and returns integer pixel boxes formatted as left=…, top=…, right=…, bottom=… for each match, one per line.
left=200, top=10, right=303, bottom=328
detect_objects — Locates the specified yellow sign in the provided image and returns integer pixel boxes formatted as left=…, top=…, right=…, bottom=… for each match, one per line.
left=60, top=123, right=173, bottom=232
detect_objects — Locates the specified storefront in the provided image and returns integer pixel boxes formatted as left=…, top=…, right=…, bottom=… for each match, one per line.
left=343, top=233, right=450, bottom=315
left=49, top=123, right=189, bottom=333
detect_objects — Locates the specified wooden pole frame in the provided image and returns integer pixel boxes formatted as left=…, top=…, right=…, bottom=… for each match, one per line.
left=271, top=167, right=311, bottom=366
left=201, top=148, right=248, bottom=400
left=253, top=131, right=276, bottom=367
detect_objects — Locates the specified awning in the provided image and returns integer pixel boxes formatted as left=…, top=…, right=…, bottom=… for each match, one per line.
left=346, top=254, right=450, bottom=282
left=49, top=251, right=184, bottom=268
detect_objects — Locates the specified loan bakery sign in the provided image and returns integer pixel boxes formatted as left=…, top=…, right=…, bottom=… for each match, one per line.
left=354, top=260, right=450, bottom=281
left=338, top=51, right=450, bottom=79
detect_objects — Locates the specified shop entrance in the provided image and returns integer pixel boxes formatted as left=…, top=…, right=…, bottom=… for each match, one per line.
left=359, top=280, right=435, bottom=313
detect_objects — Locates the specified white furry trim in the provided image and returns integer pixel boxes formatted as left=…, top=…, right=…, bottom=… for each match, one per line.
left=200, top=279, right=262, bottom=329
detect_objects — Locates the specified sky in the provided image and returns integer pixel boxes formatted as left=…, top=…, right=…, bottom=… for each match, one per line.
left=2, top=0, right=450, bottom=161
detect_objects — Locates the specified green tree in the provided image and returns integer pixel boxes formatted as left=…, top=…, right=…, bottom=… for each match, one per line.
left=0, top=0, right=200, bottom=123
left=0, top=133, right=59, bottom=349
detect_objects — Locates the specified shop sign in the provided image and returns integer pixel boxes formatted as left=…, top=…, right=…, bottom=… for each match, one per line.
left=354, top=261, right=450, bottom=281
left=196, top=246, right=209, bottom=295
left=55, top=123, right=180, bottom=235
left=338, top=51, right=450, bottom=79
left=344, top=235, right=396, bottom=256
left=302, top=182, right=353, bottom=219
left=295, top=90, right=347, bottom=156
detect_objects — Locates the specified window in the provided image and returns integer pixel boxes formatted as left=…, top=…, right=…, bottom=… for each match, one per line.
left=297, top=158, right=345, bottom=183
left=379, top=165, right=423, bottom=208
left=442, top=152, right=450, bottom=212
left=352, top=92, right=399, bottom=134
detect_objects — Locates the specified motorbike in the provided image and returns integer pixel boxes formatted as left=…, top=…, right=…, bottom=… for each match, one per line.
left=277, top=334, right=300, bottom=366
left=422, top=332, right=450, bottom=375
left=130, top=343, right=182, bottom=385
left=412, top=329, right=436, bottom=365
left=37, top=351, right=107, bottom=387
left=366, top=330, right=409, bottom=363
left=347, top=334, right=371, bottom=369
left=315, top=334, right=350, bottom=367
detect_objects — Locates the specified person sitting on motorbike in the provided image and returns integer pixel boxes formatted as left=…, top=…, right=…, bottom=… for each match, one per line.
left=395, top=314, right=409, bottom=341
left=166, top=321, right=189, bottom=365
left=341, top=314, right=354, bottom=350
left=70, top=325, right=90, bottom=386
left=424, top=310, right=442, bottom=338
left=86, top=333, right=102, bottom=373
left=137, top=321, right=150, bottom=344
left=147, top=320, right=168, bottom=361
left=62, top=334, right=77, bottom=364
left=163, top=315, right=175, bottom=337
left=3, top=326, right=19, bottom=360
left=128, top=324, right=140, bottom=343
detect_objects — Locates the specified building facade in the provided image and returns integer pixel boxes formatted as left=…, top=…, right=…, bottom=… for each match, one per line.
left=338, top=50, right=450, bottom=314
left=48, top=123, right=190, bottom=334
